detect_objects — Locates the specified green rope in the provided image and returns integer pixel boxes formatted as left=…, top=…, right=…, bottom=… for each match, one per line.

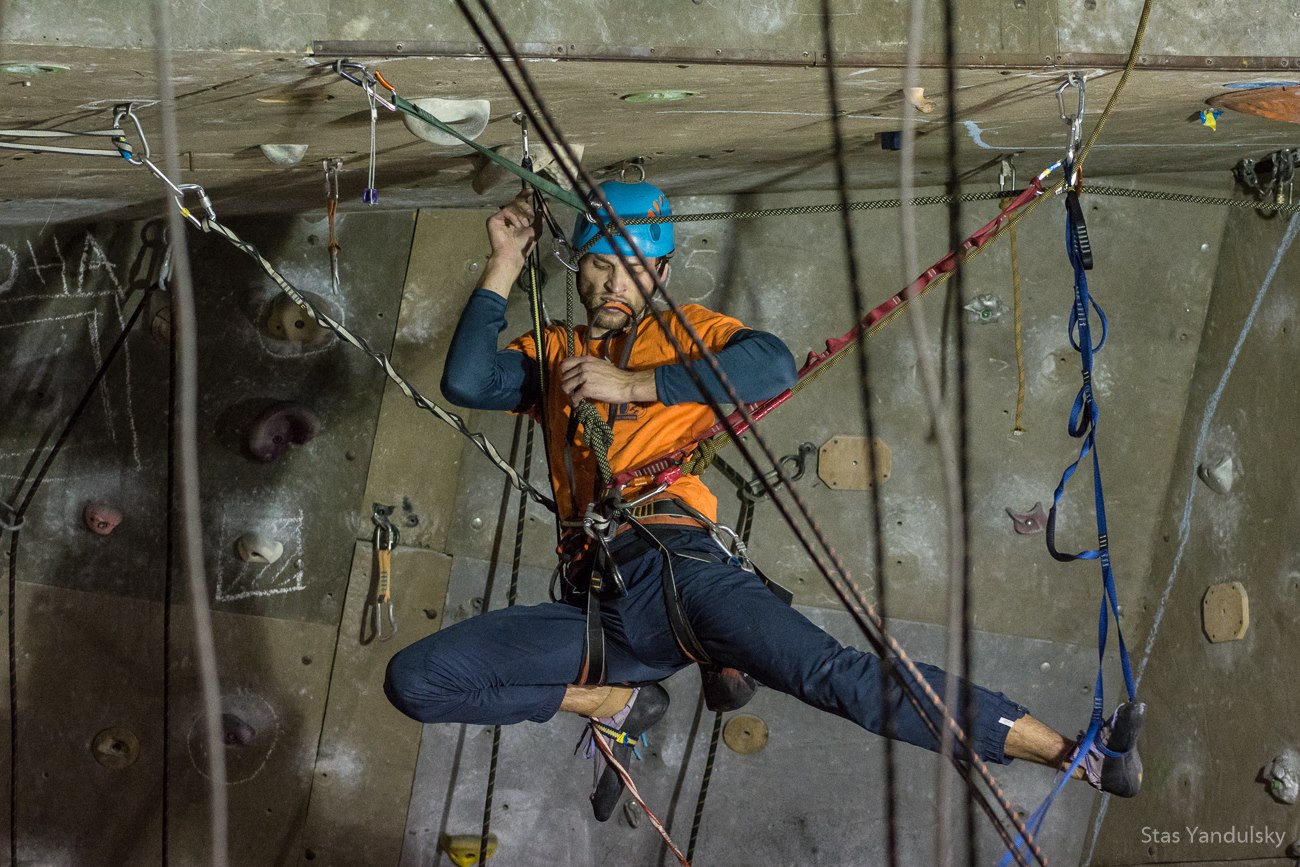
left=562, top=252, right=616, bottom=489
left=390, top=92, right=585, bottom=212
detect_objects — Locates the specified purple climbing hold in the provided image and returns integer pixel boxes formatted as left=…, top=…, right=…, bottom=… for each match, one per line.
left=1006, top=502, right=1047, bottom=535
left=246, top=402, right=321, bottom=462
left=83, top=502, right=123, bottom=536
left=221, top=712, right=256, bottom=747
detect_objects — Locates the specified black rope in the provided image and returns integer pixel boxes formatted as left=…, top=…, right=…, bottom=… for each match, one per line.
left=941, top=0, right=978, bottom=861
left=479, top=417, right=534, bottom=866
left=685, top=708, right=723, bottom=863
left=817, top=3, right=900, bottom=863
left=4, top=286, right=149, bottom=867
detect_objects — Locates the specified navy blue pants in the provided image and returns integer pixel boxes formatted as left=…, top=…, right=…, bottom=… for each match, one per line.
left=385, top=529, right=1027, bottom=764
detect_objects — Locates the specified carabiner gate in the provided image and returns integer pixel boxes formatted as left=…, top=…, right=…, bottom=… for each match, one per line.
left=1055, top=72, right=1087, bottom=186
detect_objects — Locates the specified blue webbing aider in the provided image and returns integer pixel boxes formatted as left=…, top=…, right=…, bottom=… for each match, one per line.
left=999, top=187, right=1139, bottom=866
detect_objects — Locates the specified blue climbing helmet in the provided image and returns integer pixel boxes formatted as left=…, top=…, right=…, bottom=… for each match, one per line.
left=572, top=180, right=674, bottom=259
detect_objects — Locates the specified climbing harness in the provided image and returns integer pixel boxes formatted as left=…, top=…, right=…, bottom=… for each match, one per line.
left=362, top=503, right=399, bottom=643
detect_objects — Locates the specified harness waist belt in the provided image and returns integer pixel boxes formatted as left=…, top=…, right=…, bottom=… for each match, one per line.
left=613, top=498, right=708, bottom=540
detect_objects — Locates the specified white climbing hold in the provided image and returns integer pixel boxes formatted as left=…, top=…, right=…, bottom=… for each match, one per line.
left=236, top=532, right=284, bottom=565
left=402, top=97, right=491, bottom=148
left=1197, top=455, right=1236, bottom=494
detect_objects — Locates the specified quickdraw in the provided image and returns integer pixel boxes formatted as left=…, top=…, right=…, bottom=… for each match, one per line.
left=333, top=60, right=586, bottom=212
left=104, top=104, right=559, bottom=514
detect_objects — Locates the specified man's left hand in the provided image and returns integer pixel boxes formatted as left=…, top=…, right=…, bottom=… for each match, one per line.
left=559, top=356, right=657, bottom=406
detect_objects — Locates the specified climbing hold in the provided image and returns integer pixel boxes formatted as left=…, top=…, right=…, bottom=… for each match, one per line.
left=903, top=86, right=935, bottom=114
left=702, top=666, right=759, bottom=713
left=148, top=293, right=172, bottom=346
left=1201, top=581, right=1249, bottom=643
left=964, top=293, right=1007, bottom=323
left=471, top=141, right=585, bottom=194
left=622, top=799, right=642, bottom=829
left=880, top=130, right=902, bottom=151
left=236, top=532, right=284, bottom=565
left=1198, top=108, right=1223, bottom=131
left=1006, top=502, right=1047, bottom=535
left=91, top=727, right=140, bottom=769
left=817, top=435, right=891, bottom=491
left=402, top=97, right=491, bottom=147
left=722, top=714, right=769, bottom=755
left=264, top=291, right=331, bottom=345
left=221, top=712, right=256, bottom=747
left=1197, top=455, right=1236, bottom=494
left=258, top=143, right=309, bottom=167
left=83, top=503, right=123, bottom=536
left=439, top=833, right=498, bottom=867
left=1262, top=750, right=1300, bottom=805
left=246, top=402, right=321, bottom=462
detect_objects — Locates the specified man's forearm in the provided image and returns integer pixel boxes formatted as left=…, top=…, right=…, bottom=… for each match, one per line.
left=478, top=253, right=524, bottom=300
left=655, top=330, right=797, bottom=406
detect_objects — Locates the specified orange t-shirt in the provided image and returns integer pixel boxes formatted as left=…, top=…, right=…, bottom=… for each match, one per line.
left=506, top=305, right=747, bottom=523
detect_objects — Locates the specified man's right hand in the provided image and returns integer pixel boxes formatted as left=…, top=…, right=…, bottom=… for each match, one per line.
left=480, top=191, right=542, bottom=299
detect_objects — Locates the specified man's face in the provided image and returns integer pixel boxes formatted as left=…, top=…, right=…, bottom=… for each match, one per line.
left=576, top=253, right=665, bottom=334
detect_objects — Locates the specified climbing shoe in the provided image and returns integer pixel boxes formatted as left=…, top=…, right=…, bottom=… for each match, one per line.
left=701, top=665, right=758, bottom=713
left=1074, top=700, right=1146, bottom=798
left=578, top=683, right=671, bottom=822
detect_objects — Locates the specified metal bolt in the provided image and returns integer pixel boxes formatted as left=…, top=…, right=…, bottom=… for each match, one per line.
left=1013, top=0, right=1026, bottom=8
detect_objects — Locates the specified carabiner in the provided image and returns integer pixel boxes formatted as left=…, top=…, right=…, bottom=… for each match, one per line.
left=363, top=504, right=400, bottom=644
left=112, top=103, right=150, bottom=165
left=174, top=182, right=215, bottom=230
left=997, top=157, right=1017, bottom=195
left=1055, top=72, right=1086, bottom=186
left=334, top=59, right=368, bottom=87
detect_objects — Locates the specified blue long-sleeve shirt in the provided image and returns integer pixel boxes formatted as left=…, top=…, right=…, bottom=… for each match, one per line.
left=441, top=289, right=796, bottom=412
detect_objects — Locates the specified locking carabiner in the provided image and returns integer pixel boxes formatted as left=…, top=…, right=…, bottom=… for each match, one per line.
left=1055, top=72, right=1087, bottom=188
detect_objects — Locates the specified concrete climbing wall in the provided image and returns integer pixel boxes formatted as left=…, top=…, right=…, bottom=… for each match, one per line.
left=0, top=208, right=429, bottom=865
left=423, top=180, right=1235, bottom=865
left=0, top=175, right=1283, bottom=866
left=1087, top=212, right=1300, bottom=864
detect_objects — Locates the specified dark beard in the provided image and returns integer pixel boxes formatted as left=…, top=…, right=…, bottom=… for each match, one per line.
left=591, top=305, right=635, bottom=333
